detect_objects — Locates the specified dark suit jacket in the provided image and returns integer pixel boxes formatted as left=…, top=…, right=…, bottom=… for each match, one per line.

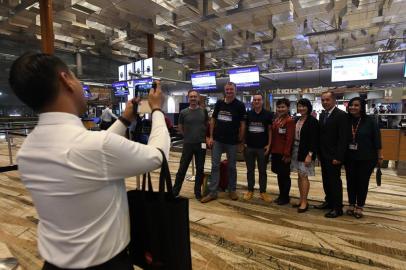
left=319, top=107, right=348, bottom=162
left=295, top=116, right=319, bottom=161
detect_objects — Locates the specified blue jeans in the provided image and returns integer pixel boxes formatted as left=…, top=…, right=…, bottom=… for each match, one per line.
left=208, top=141, right=237, bottom=197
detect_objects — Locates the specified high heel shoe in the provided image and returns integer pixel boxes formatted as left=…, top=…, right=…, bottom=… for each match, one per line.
left=297, top=203, right=309, bottom=213
left=354, top=206, right=363, bottom=219
left=346, top=205, right=355, bottom=216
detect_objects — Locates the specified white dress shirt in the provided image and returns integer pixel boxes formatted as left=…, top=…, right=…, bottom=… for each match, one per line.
left=101, top=108, right=118, bottom=122
left=17, top=111, right=170, bottom=268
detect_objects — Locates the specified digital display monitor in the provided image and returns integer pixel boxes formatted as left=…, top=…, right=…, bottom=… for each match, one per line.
left=191, top=71, right=217, bottom=90
left=331, top=54, right=379, bottom=82
left=83, top=85, right=91, bottom=98
left=112, top=81, right=129, bottom=96
left=228, top=66, right=260, bottom=87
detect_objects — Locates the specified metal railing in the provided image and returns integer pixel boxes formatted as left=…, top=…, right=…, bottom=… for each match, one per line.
left=0, top=120, right=36, bottom=172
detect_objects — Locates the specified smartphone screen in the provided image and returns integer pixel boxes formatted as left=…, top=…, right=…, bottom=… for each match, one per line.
left=134, top=78, right=153, bottom=113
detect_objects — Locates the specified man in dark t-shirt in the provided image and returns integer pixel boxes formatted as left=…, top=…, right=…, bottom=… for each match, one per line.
left=201, top=82, right=246, bottom=203
left=243, top=94, right=273, bottom=202
left=173, top=90, right=208, bottom=200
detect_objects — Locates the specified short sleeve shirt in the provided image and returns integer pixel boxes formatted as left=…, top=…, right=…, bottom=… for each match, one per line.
left=212, top=99, right=246, bottom=145
left=245, top=109, right=273, bottom=148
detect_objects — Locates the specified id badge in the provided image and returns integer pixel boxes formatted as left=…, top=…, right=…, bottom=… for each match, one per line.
left=278, top=128, right=287, bottom=134
left=201, top=143, right=207, bottom=149
left=349, top=143, right=358, bottom=150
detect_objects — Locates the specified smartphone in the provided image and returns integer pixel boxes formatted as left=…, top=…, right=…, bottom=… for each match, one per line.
left=134, top=78, right=155, bottom=113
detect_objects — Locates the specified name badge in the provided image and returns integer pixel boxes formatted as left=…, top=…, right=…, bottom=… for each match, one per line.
left=201, top=143, right=207, bottom=149
left=349, top=143, right=358, bottom=150
left=278, top=128, right=286, bottom=134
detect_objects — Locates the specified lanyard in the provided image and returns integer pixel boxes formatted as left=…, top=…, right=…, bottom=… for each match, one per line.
left=275, top=115, right=286, bottom=127
left=351, top=118, right=361, bottom=143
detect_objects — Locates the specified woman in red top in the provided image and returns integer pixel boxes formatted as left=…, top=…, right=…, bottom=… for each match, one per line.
left=270, top=98, right=295, bottom=205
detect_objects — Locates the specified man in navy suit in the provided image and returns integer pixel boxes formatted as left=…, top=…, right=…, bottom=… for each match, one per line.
left=316, top=91, right=348, bottom=218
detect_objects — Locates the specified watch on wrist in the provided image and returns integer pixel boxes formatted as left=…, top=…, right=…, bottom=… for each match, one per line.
left=118, top=116, right=131, bottom=127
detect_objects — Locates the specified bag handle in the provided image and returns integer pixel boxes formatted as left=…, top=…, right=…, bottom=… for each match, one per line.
left=156, top=148, right=174, bottom=196
left=141, top=173, right=153, bottom=192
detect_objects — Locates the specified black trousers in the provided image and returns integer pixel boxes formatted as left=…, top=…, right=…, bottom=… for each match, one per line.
left=173, top=142, right=206, bottom=197
left=271, top=153, right=291, bottom=200
left=345, top=159, right=376, bottom=207
left=320, top=158, right=343, bottom=210
left=244, top=147, right=267, bottom=193
left=42, top=247, right=132, bottom=270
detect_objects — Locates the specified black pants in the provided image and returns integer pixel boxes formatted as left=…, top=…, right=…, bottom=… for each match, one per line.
left=320, top=158, right=343, bottom=210
left=271, top=153, right=291, bottom=200
left=100, top=120, right=112, bottom=130
left=173, top=142, right=206, bottom=197
left=244, top=147, right=267, bottom=193
left=42, top=247, right=132, bottom=270
left=345, top=159, right=376, bottom=207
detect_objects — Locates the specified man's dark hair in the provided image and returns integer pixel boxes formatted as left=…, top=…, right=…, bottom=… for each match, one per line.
left=321, top=90, right=336, bottom=99
left=276, top=98, right=290, bottom=107
left=187, top=89, right=199, bottom=96
left=297, top=98, right=312, bottom=115
left=225, top=81, right=237, bottom=90
left=8, top=52, right=70, bottom=111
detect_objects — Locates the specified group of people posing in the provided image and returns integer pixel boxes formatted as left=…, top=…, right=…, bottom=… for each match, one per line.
left=174, top=82, right=383, bottom=219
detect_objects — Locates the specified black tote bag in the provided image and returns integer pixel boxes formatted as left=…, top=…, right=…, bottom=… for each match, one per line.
left=127, top=149, right=192, bottom=270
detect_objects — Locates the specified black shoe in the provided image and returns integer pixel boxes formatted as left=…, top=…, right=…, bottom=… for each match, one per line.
left=195, top=194, right=202, bottom=201
left=273, top=197, right=281, bottom=204
left=297, top=203, right=309, bottom=213
left=314, top=201, right=330, bottom=209
left=277, top=199, right=290, bottom=205
left=325, top=209, right=343, bottom=218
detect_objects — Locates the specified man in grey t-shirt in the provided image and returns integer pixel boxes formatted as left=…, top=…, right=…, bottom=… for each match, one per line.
left=173, top=90, right=208, bottom=200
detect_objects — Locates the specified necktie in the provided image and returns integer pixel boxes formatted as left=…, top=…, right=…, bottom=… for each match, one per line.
left=323, top=112, right=329, bottom=124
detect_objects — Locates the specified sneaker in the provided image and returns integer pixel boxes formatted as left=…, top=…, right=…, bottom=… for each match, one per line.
left=229, top=191, right=239, bottom=201
left=260, top=192, right=272, bottom=203
left=201, top=194, right=216, bottom=203
left=243, top=191, right=254, bottom=200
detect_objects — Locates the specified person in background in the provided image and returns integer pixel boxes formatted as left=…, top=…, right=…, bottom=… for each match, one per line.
left=8, top=52, right=170, bottom=270
left=201, top=82, right=246, bottom=203
left=173, top=90, right=208, bottom=200
left=316, top=91, right=348, bottom=218
left=291, top=99, right=319, bottom=213
left=270, top=98, right=295, bottom=205
left=345, top=97, right=382, bottom=218
left=369, top=103, right=378, bottom=115
left=243, top=93, right=273, bottom=202
left=100, top=103, right=118, bottom=130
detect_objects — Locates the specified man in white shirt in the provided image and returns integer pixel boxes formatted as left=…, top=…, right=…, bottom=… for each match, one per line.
left=100, top=104, right=118, bottom=130
left=8, top=52, right=170, bottom=270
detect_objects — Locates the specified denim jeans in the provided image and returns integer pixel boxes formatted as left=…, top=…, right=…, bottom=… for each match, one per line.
left=244, top=147, right=267, bottom=193
left=208, top=141, right=237, bottom=197
left=173, top=143, right=206, bottom=197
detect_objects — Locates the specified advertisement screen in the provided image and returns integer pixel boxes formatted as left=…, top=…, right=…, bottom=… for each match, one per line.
left=331, top=55, right=378, bottom=82
left=143, top=58, right=153, bottom=76
left=118, top=65, right=126, bottom=81
left=127, top=63, right=134, bottom=87
left=228, top=66, right=260, bottom=87
left=112, top=81, right=129, bottom=96
left=191, top=71, right=217, bottom=90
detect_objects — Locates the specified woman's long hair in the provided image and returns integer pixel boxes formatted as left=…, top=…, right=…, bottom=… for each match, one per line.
left=348, top=97, right=367, bottom=118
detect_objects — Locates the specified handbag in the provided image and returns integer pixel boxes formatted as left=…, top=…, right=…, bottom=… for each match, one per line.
left=376, top=167, right=382, bottom=186
left=127, top=149, right=192, bottom=270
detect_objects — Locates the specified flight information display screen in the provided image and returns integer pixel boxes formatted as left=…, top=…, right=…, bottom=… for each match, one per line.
left=228, top=66, right=260, bottom=87
left=191, top=71, right=217, bottom=90
left=331, top=55, right=379, bottom=82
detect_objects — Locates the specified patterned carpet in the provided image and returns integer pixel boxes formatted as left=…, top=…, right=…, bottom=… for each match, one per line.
left=1, top=140, right=406, bottom=270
